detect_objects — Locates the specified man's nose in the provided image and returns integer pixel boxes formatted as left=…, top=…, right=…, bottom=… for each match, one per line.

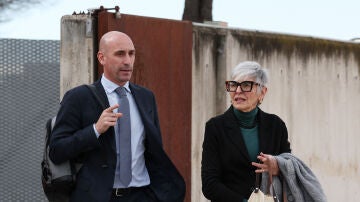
left=123, top=54, right=132, bottom=64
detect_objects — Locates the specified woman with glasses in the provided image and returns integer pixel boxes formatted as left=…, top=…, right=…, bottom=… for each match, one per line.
left=201, top=61, right=291, bottom=202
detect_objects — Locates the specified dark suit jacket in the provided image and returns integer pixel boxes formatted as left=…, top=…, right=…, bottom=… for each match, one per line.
left=201, top=106, right=291, bottom=202
left=49, top=80, right=185, bottom=202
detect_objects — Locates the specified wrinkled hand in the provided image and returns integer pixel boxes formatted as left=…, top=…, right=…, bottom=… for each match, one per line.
left=251, top=152, right=279, bottom=175
left=95, top=104, right=122, bottom=134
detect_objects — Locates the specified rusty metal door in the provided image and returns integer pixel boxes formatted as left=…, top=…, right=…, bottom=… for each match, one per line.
left=96, top=10, right=192, bottom=202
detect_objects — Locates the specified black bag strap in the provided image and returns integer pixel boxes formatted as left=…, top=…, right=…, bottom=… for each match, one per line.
left=254, top=172, right=261, bottom=193
left=86, top=84, right=107, bottom=109
left=254, top=172, right=279, bottom=201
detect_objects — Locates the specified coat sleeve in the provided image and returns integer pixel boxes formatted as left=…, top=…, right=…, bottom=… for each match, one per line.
left=278, top=119, right=291, bottom=154
left=49, top=86, right=101, bottom=164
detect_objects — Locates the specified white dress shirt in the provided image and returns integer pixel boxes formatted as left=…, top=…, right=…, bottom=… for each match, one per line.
left=93, top=75, right=150, bottom=188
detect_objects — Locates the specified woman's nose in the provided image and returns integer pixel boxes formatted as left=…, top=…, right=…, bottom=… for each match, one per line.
left=235, top=85, right=243, bottom=93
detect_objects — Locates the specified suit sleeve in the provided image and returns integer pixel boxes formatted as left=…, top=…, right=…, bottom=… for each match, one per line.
left=201, top=120, right=245, bottom=202
left=49, top=86, right=101, bottom=164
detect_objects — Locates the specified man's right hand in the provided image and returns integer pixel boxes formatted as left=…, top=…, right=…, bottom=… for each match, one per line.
left=95, top=104, right=122, bottom=134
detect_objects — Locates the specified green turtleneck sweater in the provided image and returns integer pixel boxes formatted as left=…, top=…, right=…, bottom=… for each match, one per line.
left=234, top=107, right=260, bottom=202
left=233, top=107, right=260, bottom=162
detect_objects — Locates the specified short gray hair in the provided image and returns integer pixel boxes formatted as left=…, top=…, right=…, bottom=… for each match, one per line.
left=231, top=61, right=269, bottom=87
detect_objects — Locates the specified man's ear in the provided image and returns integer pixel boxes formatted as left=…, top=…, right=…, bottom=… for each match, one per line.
left=97, top=52, right=104, bottom=65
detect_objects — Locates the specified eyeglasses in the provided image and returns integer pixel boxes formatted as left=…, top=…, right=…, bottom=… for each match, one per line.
left=225, top=81, right=261, bottom=92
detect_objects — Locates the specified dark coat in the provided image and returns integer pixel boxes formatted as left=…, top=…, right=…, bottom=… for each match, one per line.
left=49, top=80, right=185, bottom=202
left=201, top=106, right=291, bottom=202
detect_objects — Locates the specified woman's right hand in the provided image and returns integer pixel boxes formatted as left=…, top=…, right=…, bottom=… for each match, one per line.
left=251, top=152, right=279, bottom=175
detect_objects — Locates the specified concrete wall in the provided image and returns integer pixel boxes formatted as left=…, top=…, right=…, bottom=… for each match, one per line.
left=191, top=24, right=360, bottom=202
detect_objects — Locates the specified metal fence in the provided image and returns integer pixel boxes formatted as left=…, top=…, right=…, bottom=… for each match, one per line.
left=0, top=38, right=60, bottom=201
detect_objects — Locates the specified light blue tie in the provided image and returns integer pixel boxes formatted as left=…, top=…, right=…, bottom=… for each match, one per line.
left=115, top=87, right=132, bottom=186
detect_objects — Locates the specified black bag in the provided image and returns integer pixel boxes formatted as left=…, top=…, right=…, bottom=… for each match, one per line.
left=41, top=116, right=79, bottom=202
left=41, top=84, right=106, bottom=202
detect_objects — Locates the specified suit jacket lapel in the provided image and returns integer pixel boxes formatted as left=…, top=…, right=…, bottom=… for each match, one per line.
left=223, top=107, right=252, bottom=163
left=94, top=80, right=110, bottom=108
left=94, top=80, right=116, bottom=153
left=128, top=83, right=145, bottom=119
left=257, top=109, right=271, bottom=154
left=129, top=83, right=162, bottom=147
left=129, top=83, right=152, bottom=127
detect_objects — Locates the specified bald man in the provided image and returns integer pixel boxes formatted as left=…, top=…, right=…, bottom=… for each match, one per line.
left=50, top=31, right=185, bottom=202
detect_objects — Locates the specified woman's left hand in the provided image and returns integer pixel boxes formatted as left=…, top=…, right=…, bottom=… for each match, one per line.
left=251, top=152, right=279, bottom=175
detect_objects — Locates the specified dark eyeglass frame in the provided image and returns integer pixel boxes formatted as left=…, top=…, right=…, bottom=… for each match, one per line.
left=225, top=80, right=261, bottom=92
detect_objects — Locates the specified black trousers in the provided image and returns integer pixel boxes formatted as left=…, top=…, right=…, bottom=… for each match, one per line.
left=109, top=186, right=157, bottom=202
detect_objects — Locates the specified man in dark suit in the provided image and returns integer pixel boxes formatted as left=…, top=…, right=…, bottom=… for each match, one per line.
left=49, top=31, right=185, bottom=202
